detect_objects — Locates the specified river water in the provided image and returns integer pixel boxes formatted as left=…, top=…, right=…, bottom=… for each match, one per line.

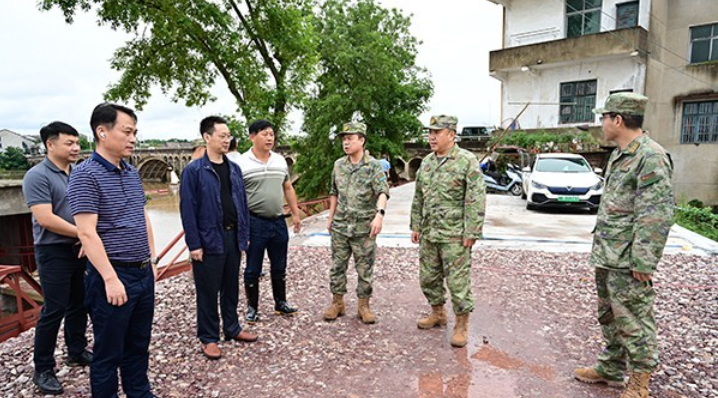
left=143, top=183, right=184, bottom=256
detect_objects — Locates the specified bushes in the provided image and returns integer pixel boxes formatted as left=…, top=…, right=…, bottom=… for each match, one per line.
left=675, top=202, right=718, bottom=242
left=488, top=131, right=600, bottom=153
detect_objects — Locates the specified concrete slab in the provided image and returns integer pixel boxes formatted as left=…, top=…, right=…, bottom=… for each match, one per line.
left=292, top=182, right=717, bottom=256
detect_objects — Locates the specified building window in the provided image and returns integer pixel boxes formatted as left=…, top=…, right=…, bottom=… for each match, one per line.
left=682, top=100, right=718, bottom=144
left=566, top=0, right=602, bottom=38
left=690, top=23, right=718, bottom=63
left=616, top=1, right=639, bottom=29
left=560, top=80, right=597, bottom=124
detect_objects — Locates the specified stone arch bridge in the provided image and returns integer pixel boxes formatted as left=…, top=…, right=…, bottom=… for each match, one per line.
left=28, top=142, right=488, bottom=183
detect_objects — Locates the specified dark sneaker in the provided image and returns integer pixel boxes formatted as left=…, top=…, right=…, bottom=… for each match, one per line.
left=65, top=349, right=93, bottom=367
left=245, top=306, right=260, bottom=324
left=274, top=301, right=299, bottom=316
left=33, top=370, right=63, bottom=395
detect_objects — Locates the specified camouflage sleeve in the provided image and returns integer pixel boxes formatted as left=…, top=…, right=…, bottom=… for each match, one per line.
left=329, top=165, right=338, bottom=197
left=463, top=156, right=487, bottom=240
left=631, top=153, right=674, bottom=274
left=410, top=162, right=424, bottom=233
left=370, top=161, right=390, bottom=200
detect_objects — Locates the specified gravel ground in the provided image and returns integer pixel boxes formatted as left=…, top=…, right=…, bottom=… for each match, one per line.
left=0, top=247, right=715, bottom=398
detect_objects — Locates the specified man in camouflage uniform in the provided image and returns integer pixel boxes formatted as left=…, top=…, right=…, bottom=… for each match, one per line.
left=410, top=115, right=486, bottom=348
left=574, top=93, right=674, bottom=398
left=324, top=122, right=390, bottom=324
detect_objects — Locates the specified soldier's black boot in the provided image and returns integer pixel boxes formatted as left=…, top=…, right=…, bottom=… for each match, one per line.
left=245, top=280, right=260, bottom=324
left=272, top=274, right=299, bottom=316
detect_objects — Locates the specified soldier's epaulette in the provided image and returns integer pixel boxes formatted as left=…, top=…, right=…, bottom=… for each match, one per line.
left=627, top=141, right=640, bottom=154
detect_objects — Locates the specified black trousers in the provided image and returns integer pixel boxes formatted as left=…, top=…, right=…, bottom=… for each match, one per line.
left=33, top=243, right=88, bottom=373
left=192, top=229, right=242, bottom=343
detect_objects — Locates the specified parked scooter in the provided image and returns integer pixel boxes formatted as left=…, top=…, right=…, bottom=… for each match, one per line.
left=482, top=162, right=523, bottom=196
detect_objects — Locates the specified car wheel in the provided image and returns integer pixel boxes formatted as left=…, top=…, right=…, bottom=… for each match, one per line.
left=510, top=184, right=523, bottom=197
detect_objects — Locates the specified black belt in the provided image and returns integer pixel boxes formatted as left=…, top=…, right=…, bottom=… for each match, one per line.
left=111, top=258, right=152, bottom=269
left=223, top=223, right=236, bottom=230
left=250, top=212, right=291, bottom=222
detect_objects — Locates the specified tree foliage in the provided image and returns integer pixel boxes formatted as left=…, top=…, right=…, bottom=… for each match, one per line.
left=0, top=147, right=30, bottom=170
left=40, top=0, right=318, bottom=131
left=294, top=0, right=432, bottom=198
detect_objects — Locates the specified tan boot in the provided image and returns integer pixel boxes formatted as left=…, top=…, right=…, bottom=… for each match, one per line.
left=357, top=297, right=376, bottom=324
left=620, top=372, right=651, bottom=398
left=450, top=313, right=469, bottom=347
left=573, top=367, right=625, bottom=388
left=323, top=294, right=345, bottom=321
left=417, top=305, right=447, bottom=329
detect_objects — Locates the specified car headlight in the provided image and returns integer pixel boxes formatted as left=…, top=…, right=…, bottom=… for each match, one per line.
left=590, top=181, right=603, bottom=190
left=531, top=181, right=548, bottom=190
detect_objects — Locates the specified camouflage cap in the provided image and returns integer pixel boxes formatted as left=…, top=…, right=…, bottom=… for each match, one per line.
left=593, top=93, right=648, bottom=116
left=191, top=138, right=205, bottom=149
left=425, top=115, right=458, bottom=131
left=337, top=122, right=367, bottom=137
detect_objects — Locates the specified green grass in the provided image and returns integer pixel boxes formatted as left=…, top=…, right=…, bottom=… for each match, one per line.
left=675, top=204, right=718, bottom=242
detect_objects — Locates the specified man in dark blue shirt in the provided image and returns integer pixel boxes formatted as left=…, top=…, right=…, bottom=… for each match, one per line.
left=23, top=122, right=92, bottom=395
left=67, top=103, right=158, bottom=398
left=180, top=116, right=257, bottom=360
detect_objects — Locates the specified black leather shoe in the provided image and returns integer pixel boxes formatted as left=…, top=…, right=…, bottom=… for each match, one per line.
left=274, top=301, right=299, bottom=316
left=33, top=370, right=63, bottom=395
left=65, top=349, right=93, bottom=367
left=245, top=306, right=259, bottom=324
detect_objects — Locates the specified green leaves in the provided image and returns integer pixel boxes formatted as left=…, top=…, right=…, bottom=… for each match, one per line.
left=294, top=0, right=432, bottom=199
left=0, top=147, right=30, bottom=171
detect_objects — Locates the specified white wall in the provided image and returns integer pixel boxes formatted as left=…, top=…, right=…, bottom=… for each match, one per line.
left=501, top=57, right=646, bottom=128
left=0, top=131, right=27, bottom=152
left=504, top=0, right=651, bottom=48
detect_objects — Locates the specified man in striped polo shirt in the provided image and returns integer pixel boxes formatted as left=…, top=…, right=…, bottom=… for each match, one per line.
left=234, top=120, right=302, bottom=323
left=67, top=103, right=158, bottom=398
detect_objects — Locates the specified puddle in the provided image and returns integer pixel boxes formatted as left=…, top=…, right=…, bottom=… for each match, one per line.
left=471, top=345, right=556, bottom=382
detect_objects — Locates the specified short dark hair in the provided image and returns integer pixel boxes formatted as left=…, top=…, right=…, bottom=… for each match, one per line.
left=229, top=137, right=237, bottom=152
left=90, top=103, right=137, bottom=140
left=248, top=119, right=274, bottom=135
left=620, top=113, right=644, bottom=129
left=200, top=116, right=228, bottom=136
left=39, top=121, right=79, bottom=149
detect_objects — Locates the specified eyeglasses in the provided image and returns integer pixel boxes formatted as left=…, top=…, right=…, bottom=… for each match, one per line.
left=599, top=113, right=619, bottom=122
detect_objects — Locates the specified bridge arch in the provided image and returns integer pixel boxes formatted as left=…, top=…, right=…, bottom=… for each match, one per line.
left=408, top=158, right=423, bottom=180
left=137, top=157, right=173, bottom=183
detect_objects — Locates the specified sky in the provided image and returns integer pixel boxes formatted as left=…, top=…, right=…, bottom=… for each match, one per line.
left=0, top=0, right=503, bottom=140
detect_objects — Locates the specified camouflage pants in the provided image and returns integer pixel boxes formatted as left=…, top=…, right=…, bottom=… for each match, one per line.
left=594, top=268, right=658, bottom=379
left=330, top=231, right=376, bottom=298
left=419, top=239, right=473, bottom=315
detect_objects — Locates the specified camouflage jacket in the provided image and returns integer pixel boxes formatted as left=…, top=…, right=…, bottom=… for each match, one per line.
left=590, top=134, right=674, bottom=274
left=330, top=153, right=390, bottom=237
left=410, top=145, right=486, bottom=242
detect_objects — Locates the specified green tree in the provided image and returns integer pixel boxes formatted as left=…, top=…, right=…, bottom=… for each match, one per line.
left=78, top=134, right=93, bottom=150
left=0, top=147, right=30, bottom=170
left=40, top=0, right=318, bottom=132
left=294, top=0, right=432, bottom=198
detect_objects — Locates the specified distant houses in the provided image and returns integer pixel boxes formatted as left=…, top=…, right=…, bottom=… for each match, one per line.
left=0, top=129, right=41, bottom=155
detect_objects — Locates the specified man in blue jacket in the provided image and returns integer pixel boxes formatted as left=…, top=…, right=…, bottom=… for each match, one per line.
left=180, top=116, right=257, bottom=360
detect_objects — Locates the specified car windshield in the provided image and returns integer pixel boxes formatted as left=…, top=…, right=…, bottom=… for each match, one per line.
left=535, top=158, right=591, bottom=173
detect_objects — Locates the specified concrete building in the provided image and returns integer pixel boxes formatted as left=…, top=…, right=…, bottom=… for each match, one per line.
left=0, top=129, right=40, bottom=155
left=485, top=0, right=718, bottom=204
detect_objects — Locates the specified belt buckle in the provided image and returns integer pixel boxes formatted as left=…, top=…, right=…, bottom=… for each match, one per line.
left=140, top=259, right=151, bottom=269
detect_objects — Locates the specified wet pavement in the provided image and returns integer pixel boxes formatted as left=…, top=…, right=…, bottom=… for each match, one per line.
left=1, top=183, right=715, bottom=397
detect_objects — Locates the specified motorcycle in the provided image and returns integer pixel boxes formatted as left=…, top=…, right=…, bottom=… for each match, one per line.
left=482, top=162, right=524, bottom=196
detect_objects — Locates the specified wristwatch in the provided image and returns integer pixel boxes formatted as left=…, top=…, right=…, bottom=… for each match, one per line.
left=152, top=257, right=160, bottom=266
left=377, top=208, right=386, bottom=217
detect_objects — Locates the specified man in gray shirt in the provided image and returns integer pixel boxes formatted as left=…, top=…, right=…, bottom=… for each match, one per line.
left=22, top=122, right=91, bottom=395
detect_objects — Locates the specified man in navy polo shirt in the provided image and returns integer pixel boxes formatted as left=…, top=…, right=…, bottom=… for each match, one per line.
left=67, top=103, right=158, bottom=398
left=23, top=121, right=92, bottom=395
left=180, top=116, right=257, bottom=360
